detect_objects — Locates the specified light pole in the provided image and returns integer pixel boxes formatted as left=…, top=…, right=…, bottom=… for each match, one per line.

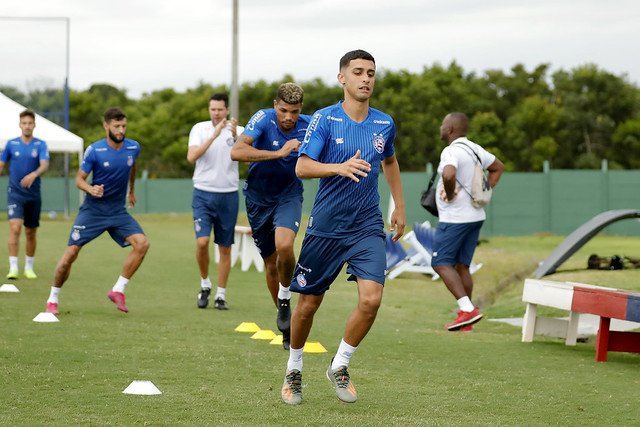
left=230, top=0, right=239, bottom=120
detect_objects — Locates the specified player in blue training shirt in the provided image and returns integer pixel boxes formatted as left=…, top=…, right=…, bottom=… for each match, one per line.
left=231, top=83, right=311, bottom=350
left=43, top=108, right=150, bottom=316
left=0, top=109, right=49, bottom=280
left=280, top=50, right=406, bottom=405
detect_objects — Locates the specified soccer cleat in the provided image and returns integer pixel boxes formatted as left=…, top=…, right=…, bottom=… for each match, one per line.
left=24, top=269, right=38, bottom=279
left=6, top=269, right=18, bottom=280
left=326, top=358, right=358, bottom=403
left=214, top=298, right=228, bottom=310
left=197, top=288, right=210, bottom=309
left=281, top=369, right=303, bottom=405
left=277, top=298, right=291, bottom=332
left=107, top=290, right=129, bottom=313
left=446, top=308, right=483, bottom=331
left=46, top=302, right=59, bottom=316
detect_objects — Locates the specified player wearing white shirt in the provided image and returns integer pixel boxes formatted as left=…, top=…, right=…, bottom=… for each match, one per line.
left=432, top=112, right=504, bottom=332
left=187, top=93, right=240, bottom=310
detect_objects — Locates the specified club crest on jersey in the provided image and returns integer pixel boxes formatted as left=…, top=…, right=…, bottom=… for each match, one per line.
left=296, top=273, right=307, bottom=288
left=31, top=149, right=38, bottom=158
left=127, top=156, right=133, bottom=166
left=226, top=137, right=235, bottom=147
left=372, top=133, right=385, bottom=153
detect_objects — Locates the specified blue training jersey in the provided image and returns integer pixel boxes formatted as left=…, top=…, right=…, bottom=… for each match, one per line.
left=241, top=109, right=311, bottom=205
left=0, top=137, right=50, bottom=199
left=80, top=138, right=140, bottom=214
left=300, top=101, right=396, bottom=238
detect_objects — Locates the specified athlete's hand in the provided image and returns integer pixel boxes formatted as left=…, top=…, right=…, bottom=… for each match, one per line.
left=279, top=139, right=301, bottom=158
left=389, top=207, right=406, bottom=241
left=227, top=117, right=238, bottom=138
left=128, top=191, right=136, bottom=208
left=214, top=118, right=227, bottom=137
left=337, top=149, right=371, bottom=182
left=20, top=172, right=37, bottom=188
left=88, top=184, right=104, bottom=198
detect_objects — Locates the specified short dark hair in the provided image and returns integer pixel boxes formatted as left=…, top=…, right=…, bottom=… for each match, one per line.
left=339, top=49, right=375, bottom=70
left=276, top=83, right=304, bottom=105
left=19, top=109, right=35, bottom=120
left=104, top=107, right=127, bottom=123
left=209, top=93, right=229, bottom=108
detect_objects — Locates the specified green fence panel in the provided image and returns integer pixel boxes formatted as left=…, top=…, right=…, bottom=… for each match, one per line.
left=1, top=169, right=639, bottom=235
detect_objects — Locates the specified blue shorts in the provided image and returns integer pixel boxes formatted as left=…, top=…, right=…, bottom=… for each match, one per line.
left=245, top=194, right=302, bottom=258
left=290, top=231, right=386, bottom=295
left=431, top=221, right=483, bottom=267
left=7, top=191, right=41, bottom=228
left=192, top=189, right=239, bottom=247
left=68, top=205, right=144, bottom=247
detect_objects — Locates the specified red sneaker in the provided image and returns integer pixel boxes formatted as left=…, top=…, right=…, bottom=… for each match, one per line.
left=107, top=290, right=129, bottom=313
left=460, top=324, right=473, bottom=332
left=46, top=302, right=59, bottom=316
left=446, top=308, right=482, bottom=331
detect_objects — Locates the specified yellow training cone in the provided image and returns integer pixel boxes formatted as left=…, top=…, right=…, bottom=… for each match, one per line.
left=235, top=322, right=260, bottom=332
left=251, top=330, right=277, bottom=340
left=270, top=335, right=283, bottom=345
left=303, top=342, right=327, bottom=353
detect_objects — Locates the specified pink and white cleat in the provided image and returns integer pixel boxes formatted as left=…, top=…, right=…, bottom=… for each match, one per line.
left=46, top=302, right=59, bottom=316
left=107, top=290, right=128, bottom=313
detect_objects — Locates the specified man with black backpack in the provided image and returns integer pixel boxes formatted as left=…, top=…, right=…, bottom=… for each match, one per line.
left=432, top=112, right=504, bottom=331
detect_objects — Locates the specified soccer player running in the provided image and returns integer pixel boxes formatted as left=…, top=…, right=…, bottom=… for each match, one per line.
left=0, top=109, right=49, bottom=280
left=44, top=108, right=150, bottom=316
left=188, top=93, right=239, bottom=310
left=280, top=50, right=406, bottom=405
left=231, top=83, right=311, bottom=350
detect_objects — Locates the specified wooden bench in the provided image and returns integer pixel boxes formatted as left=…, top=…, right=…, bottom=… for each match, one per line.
left=522, top=278, right=640, bottom=362
left=571, top=287, right=640, bottom=361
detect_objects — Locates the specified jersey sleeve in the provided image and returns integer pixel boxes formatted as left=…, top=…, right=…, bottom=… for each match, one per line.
left=438, top=146, right=459, bottom=173
left=39, top=141, right=50, bottom=161
left=188, top=124, right=202, bottom=147
left=477, top=145, right=496, bottom=169
left=242, top=110, right=268, bottom=141
left=0, top=146, right=9, bottom=162
left=299, top=111, right=329, bottom=161
left=80, top=145, right=96, bottom=174
left=383, top=120, right=396, bottom=158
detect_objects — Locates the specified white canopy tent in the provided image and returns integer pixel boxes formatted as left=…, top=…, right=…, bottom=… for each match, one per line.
left=0, top=91, right=84, bottom=216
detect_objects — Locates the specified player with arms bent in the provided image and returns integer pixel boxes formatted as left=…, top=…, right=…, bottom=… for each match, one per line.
left=44, top=108, right=150, bottom=316
left=280, top=50, right=406, bottom=405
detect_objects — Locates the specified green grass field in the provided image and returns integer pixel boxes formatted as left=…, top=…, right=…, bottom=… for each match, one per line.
left=1, top=214, right=639, bottom=426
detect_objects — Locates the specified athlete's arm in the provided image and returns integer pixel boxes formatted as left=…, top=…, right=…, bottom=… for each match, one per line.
left=0, top=160, right=4, bottom=175
left=381, top=154, right=406, bottom=241
left=487, top=158, right=504, bottom=188
left=295, top=150, right=371, bottom=182
left=128, top=163, right=137, bottom=207
left=75, top=169, right=104, bottom=198
left=20, top=159, right=49, bottom=188
left=187, top=119, right=228, bottom=164
left=230, top=134, right=299, bottom=162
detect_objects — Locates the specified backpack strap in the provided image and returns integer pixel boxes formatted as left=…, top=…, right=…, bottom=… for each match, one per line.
left=453, top=141, right=483, bottom=166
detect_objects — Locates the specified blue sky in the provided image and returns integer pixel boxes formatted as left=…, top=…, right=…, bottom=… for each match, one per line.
left=1, top=0, right=638, bottom=98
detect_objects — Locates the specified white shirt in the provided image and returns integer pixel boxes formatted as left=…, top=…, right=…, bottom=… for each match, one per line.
left=188, top=120, right=242, bottom=193
left=436, top=136, right=496, bottom=223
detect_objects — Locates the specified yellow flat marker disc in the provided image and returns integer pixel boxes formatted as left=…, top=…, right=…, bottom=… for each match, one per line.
left=235, top=322, right=260, bottom=332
